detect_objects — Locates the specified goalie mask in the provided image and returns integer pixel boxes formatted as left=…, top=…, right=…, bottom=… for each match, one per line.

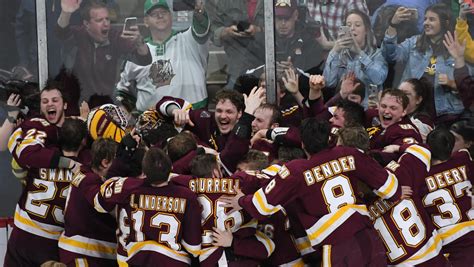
left=87, top=104, right=128, bottom=143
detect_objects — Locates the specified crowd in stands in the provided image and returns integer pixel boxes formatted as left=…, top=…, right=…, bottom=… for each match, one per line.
left=1, top=0, right=474, bottom=266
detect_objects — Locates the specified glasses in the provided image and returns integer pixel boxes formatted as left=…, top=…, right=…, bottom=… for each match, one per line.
left=148, top=10, right=170, bottom=18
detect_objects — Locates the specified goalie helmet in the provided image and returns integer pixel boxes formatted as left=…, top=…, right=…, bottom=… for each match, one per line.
left=87, top=104, right=128, bottom=143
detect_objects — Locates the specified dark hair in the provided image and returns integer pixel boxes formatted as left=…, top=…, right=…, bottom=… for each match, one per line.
left=190, top=153, right=219, bottom=177
left=166, top=132, right=197, bottom=162
left=234, top=74, right=259, bottom=95
left=237, top=149, right=269, bottom=171
left=402, top=77, right=433, bottom=115
left=336, top=99, right=365, bottom=127
left=300, top=118, right=331, bottom=154
left=88, top=94, right=114, bottom=110
left=59, top=118, right=87, bottom=152
left=91, top=138, right=117, bottom=169
left=142, top=148, right=172, bottom=184
left=214, top=89, right=245, bottom=112
left=416, top=3, right=452, bottom=57
left=345, top=9, right=376, bottom=53
left=381, top=88, right=409, bottom=109
left=450, top=120, right=474, bottom=142
left=255, top=103, right=281, bottom=125
left=147, top=122, right=179, bottom=148
left=337, top=126, right=370, bottom=152
left=277, top=145, right=306, bottom=162
left=427, top=128, right=454, bottom=161
left=41, top=79, right=68, bottom=104
left=80, top=1, right=108, bottom=21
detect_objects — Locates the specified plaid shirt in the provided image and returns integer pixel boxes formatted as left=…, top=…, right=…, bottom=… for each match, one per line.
left=307, top=0, right=368, bottom=41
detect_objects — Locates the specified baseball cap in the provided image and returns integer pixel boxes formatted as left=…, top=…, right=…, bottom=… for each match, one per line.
left=275, top=0, right=297, bottom=18
left=144, top=0, right=170, bottom=15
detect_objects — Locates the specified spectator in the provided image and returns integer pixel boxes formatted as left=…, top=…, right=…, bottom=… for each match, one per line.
left=0, top=94, right=22, bottom=151
left=382, top=3, right=465, bottom=122
left=398, top=78, right=434, bottom=141
left=210, top=0, right=264, bottom=89
left=116, top=0, right=211, bottom=112
left=251, top=0, right=324, bottom=97
left=307, top=0, right=368, bottom=49
left=324, top=9, right=388, bottom=108
left=56, top=0, right=151, bottom=109
left=447, top=19, right=474, bottom=114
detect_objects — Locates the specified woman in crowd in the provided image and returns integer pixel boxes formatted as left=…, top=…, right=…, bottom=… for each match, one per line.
left=383, top=3, right=464, bottom=123
left=398, top=77, right=434, bottom=141
left=323, top=9, right=388, bottom=108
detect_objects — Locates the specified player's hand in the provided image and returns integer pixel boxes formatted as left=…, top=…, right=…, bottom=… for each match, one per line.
left=6, top=93, right=21, bottom=118
left=382, top=144, right=400, bottom=153
left=219, top=185, right=244, bottom=215
left=251, top=129, right=269, bottom=146
left=400, top=186, right=413, bottom=199
left=282, top=68, right=299, bottom=95
left=172, top=109, right=194, bottom=127
left=79, top=101, right=90, bottom=121
left=61, top=0, right=82, bottom=13
left=309, top=74, right=325, bottom=92
left=244, top=86, right=266, bottom=115
left=340, top=72, right=360, bottom=99
left=211, top=224, right=233, bottom=247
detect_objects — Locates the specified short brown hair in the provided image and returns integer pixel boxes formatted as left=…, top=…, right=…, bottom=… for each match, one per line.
left=91, top=138, right=117, bottom=169
left=166, top=132, right=197, bottom=162
left=80, top=0, right=108, bottom=21
left=190, top=153, right=218, bottom=177
left=214, top=89, right=245, bottom=112
left=255, top=103, right=281, bottom=125
left=381, top=88, right=409, bottom=109
left=142, top=148, right=172, bottom=184
left=337, top=126, right=370, bottom=152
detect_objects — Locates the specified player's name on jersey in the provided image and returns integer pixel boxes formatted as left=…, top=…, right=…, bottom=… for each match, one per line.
left=130, top=194, right=187, bottom=214
left=39, top=168, right=74, bottom=182
left=188, top=177, right=240, bottom=194
left=425, top=165, right=468, bottom=192
left=367, top=199, right=395, bottom=221
left=303, top=156, right=356, bottom=185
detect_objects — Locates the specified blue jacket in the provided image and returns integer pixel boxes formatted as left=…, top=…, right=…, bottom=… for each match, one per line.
left=323, top=48, right=388, bottom=108
left=382, top=34, right=465, bottom=116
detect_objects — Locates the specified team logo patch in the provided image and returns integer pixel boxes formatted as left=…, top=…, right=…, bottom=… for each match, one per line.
left=149, top=59, right=175, bottom=87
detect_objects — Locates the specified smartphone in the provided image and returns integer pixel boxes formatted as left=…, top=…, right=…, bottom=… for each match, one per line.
left=406, top=8, right=418, bottom=20
left=123, top=17, right=137, bottom=32
left=338, top=25, right=351, bottom=39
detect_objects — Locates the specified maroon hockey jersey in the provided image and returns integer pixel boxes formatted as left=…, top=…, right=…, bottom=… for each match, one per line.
left=421, top=149, right=474, bottom=248
left=8, top=117, right=62, bottom=169
left=171, top=173, right=274, bottom=266
left=367, top=144, right=442, bottom=265
left=239, top=146, right=401, bottom=249
left=368, top=117, right=422, bottom=165
left=156, top=96, right=250, bottom=173
left=96, top=176, right=202, bottom=266
left=12, top=155, right=76, bottom=241
left=58, top=166, right=118, bottom=263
